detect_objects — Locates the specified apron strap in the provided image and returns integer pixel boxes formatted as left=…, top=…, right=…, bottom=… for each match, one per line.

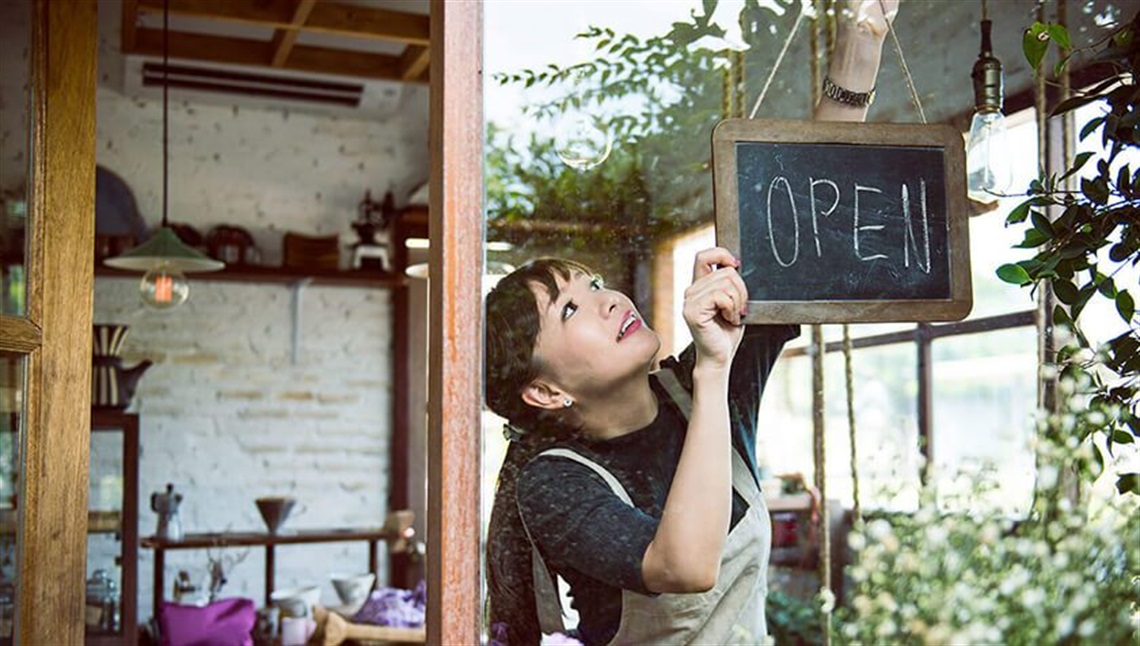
left=522, top=360, right=753, bottom=635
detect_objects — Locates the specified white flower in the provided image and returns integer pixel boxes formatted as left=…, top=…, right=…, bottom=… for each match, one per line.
left=1037, top=464, right=1060, bottom=489
left=867, top=518, right=892, bottom=540
left=876, top=592, right=898, bottom=613
left=875, top=619, right=897, bottom=638
left=818, top=587, right=836, bottom=614
left=852, top=594, right=872, bottom=615
left=848, top=531, right=866, bottom=551
left=925, top=524, right=949, bottom=546
left=1020, top=587, right=1046, bottom=607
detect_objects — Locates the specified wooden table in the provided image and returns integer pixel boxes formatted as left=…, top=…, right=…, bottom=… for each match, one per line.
left=141, top=525, right=410, bottom=615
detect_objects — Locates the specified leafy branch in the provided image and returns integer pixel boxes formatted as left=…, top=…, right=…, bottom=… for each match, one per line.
left=996, top=13, right=1139, bottom=494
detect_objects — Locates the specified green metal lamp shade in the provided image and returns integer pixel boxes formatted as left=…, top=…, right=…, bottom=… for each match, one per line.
left=104, top=227, right=224, bottom=273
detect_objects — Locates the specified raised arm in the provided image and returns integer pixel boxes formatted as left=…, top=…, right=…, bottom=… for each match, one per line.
left=642, top=247, right=747, bottom=592
left=814, top=0, right=899, bottom=122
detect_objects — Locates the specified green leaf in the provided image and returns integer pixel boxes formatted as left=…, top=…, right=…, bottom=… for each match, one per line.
left=1112, top=429, right=1135, bottom=444
left=1116, top=473, right=1139, bottom=495
left=1072, top=283, right=1097, bottom=319
left=1081, top=176, right=1110, bottom=204
left=1047, top=23, right=1072, bottom=50
left=1023, top=23, right=1051, bottom=69
left=1052, top=93, right=1099, bottom=117
left=1117, top=290, right=1135, bottom=322
left=997, top=263, right=1032, bottom=285
left=1060, top=152, right=1095, bottom=181
left=1053, top=304, right=1074, bottom=328
left=1031, top=211, right=1055, bottom=237
left=1006, top=201, right=1032, bottom=224
left=1016, top=228, right=1051, bottom=248
left=1053, top=279, right=1079, bottom=304
left=1079, top=117, right=1105, bottom=141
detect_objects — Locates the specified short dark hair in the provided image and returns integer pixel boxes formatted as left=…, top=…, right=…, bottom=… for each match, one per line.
left=484, top=257, right=595, bottom=436
left=483, top=257, right=595, bottom=645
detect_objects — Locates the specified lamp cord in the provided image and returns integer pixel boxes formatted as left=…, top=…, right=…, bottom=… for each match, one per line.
left=162, top=0, right=170, bottom=228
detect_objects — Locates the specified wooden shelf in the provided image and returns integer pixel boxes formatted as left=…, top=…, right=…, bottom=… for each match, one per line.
left=0, top=509, right=121, bottom=534
left=141, top=526, right=402, bottom=549
left=95, top=264, right=406, bottom=288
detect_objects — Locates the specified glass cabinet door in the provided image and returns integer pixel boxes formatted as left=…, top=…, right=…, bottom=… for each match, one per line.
left=86, top=412, right=139, bottom=646
left=0, top=1, right=98, bottom=644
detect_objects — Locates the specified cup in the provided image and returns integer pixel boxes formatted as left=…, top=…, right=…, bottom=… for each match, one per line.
left=280, top=616, right=316, bottom=646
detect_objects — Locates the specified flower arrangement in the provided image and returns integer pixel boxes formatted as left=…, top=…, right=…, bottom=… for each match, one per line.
left=832, top=377, right=1140, bottom=644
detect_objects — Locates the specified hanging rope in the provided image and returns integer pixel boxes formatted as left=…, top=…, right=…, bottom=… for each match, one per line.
left=808, top=3, right=832, bottom=643
left=880, top=0, right=927, bottom=123
left=749, top=7, right=806, bottom=118
left=844, top=324, right=861, bottom=521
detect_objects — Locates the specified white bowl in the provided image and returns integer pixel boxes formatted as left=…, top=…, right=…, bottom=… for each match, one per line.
left=270, top=585, right=321, bottom=617
left=330, top=572, right=376, bottom=606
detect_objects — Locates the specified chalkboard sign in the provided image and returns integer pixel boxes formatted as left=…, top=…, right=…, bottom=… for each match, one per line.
left=712, top=119, right=972, bottom=324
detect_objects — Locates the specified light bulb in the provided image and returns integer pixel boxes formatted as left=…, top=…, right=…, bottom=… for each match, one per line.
left=966, top=17, right=1011, bottom=203
left=966, top=108, right=1012, bottom=202
left=140, top=264, right=189, bottom=309
left=554, top=70, right=612, bottom=171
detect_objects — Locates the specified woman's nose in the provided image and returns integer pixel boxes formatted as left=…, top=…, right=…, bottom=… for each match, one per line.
left=599, top=292, right=619, bottom=316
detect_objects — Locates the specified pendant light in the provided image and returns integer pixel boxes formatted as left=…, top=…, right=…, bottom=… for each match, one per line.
left=965, top=0, right=1012, bottom=203
left=104, top=0, right=223, bottom=308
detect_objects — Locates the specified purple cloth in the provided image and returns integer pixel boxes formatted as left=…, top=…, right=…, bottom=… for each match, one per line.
left=350, top=580, right=426, bottom=628
left=157, top=597, right=256, bottom=646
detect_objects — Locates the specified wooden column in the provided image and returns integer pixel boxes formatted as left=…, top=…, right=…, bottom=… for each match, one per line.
left=18, top=1, right=98, bottom=644
left=425, top=1, right=483, bottom=644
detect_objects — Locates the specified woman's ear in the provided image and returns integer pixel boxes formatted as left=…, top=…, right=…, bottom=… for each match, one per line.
left=521, top=380, right=566, bottom=411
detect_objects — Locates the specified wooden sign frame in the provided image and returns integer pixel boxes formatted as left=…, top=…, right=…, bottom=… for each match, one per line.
left=712, top=118, right=972, bottom=324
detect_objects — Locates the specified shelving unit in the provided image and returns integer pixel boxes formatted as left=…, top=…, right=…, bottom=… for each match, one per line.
left=87, top=410, right=139, bottom=646
left=95, top=264, right=405, bottom=289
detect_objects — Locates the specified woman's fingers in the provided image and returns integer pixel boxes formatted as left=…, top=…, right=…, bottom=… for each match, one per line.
left=691, top=247, right=739, bottom=281
left=684, top=265, right=749, bottom=326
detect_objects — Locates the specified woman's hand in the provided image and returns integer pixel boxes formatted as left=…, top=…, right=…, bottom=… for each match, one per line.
left=815, top=0, right=899, bottom=121
left=838, top=0, right=899, bottom=42
left=682, top=247, right=748, bottom=370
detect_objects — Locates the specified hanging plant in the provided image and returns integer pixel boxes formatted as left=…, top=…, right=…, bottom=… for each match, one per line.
left=995, top=11, right=1139, bottom=494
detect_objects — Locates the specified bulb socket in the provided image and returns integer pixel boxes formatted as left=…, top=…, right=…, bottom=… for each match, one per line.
left=972, top=21, right=1003, bottom=112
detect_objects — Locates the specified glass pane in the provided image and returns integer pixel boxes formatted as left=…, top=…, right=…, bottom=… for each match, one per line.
left=0, top=0, right=32, bottom=317
left=759, top=344, right=922, bottom=513
left=931, top=326, right=1037, bottom=516
left=86, top=430, right=124, bottom=638
left=481, top=0, right=1128, bottom=641
left=1, top=352, right=25, bottom=645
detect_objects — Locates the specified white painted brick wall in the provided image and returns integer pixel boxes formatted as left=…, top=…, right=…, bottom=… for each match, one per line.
left=90, top=73, right=426, bottom=620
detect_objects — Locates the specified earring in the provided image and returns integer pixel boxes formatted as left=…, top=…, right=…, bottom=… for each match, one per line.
left=563, top=398, right=573, bottom=408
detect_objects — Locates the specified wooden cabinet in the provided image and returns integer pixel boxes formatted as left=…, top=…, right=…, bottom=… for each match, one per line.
left=87, top=411, right=139, bottom=646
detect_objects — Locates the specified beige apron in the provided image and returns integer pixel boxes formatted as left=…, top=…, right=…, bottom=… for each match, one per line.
left=525, top=370, right=772, bottom=645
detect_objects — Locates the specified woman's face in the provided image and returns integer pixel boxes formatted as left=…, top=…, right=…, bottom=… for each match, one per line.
left=529, top=269, right=661, bottom=400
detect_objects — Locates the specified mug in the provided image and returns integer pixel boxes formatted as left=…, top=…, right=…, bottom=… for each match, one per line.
left=280, top=616, right=316, bottom=646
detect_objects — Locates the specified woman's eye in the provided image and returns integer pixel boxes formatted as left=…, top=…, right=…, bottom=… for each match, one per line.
left=561, top=301, right=578, bottom=320
left=589, top=276, right=604, bottom=291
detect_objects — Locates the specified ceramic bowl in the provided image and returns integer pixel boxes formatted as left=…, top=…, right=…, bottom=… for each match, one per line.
left=270, top=585, right=321, bottom=618
left=330, top=572, right=376, bottom=606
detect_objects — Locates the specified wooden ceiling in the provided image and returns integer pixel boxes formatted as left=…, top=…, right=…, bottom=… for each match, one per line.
left=120, top=0, right=430, bottom=84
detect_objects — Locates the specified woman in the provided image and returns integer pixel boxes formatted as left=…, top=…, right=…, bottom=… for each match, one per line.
left=485, top=3, right=896, bottom=643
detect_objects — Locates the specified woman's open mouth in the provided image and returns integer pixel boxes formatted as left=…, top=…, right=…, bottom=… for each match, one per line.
left=617, top=310, right=641, bottom=341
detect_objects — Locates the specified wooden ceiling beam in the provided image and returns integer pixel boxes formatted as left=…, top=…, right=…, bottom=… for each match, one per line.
left=270, top=0, right=318, bottom=68
left=399, top=45, right=430, bottom=82
left=130, top=28, right=427, bottom=83
left=306, top=3, right=429, bottom=45
left=136, top=0, right=429, bottom=45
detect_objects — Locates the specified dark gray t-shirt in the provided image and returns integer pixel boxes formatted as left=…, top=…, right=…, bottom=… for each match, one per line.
left=516, top=324, right=798, bottom=645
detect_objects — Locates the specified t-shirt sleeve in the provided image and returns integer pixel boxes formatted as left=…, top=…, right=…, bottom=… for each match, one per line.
left=516, top=455, right=658, bottom=595
left=667, top=324, right=799, bottom=438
